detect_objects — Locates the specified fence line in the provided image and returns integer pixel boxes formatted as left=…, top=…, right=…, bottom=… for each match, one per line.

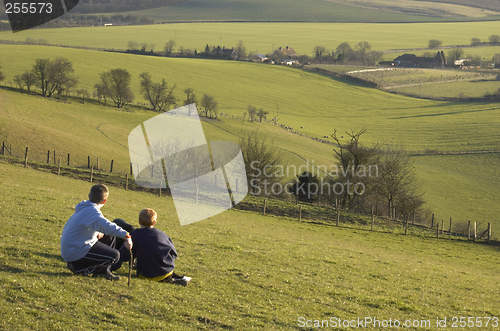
left=1, top=140, right=495, bottom=243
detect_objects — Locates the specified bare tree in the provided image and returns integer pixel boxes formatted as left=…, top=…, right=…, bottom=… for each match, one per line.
left=139, top=72, right=176, bottom=112
left=164, top=39, right=176, bottom=57
left=428, top=39, right=442, bottom=49
left=356, top=41, right=372, bottom=64
left=247, top=105, right=257, bottom=122
left=331, top=127, right=376, bottom=209
left=235, top=40, right=247, bottom=59
left=96, top=68, right=134, bottom=108
left=183, top=88, right=197, bottom=105
left=20, top=70, right=36, bottom=93
left=76, top=88, right=90, bottom=104
left=257, top=108, right=268, bottom=123
left=489, top=34, right=500, bottom=45
left=335, top=42, right=352, bottom=63
left=201, top=94, right=218, bottom=119
left=127, top=40, right=139, bottom=50
left=313, top=45, right=327, bottom=63
left=239, top=130, right=283, bottom=195
left=471, top=37, right=481, bottom=46
left=32, top=57, right=77, bottom=98
left=447, top=48, right=464, bottom=63
left=374, top=144, right=423, bottom=219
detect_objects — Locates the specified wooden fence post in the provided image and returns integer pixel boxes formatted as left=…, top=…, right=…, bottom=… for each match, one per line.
left=125, top=174, right=128, bottom=190
left=53, top=151, right=56, bottom=165
left=468, top=221, right=471, bottom=240
left=130, top=162, right=133, bottom=176
left=441, top=220, right=444, bottom=236
left=431, top=214, right=434, bottom=229
left=90, top=166, right=93, bottom=183
left=437, top=222, right=440, bottom=238
left=67, top=153, right=70, bottom=166
left=47, top=150, right=50, bottom=163
left=24, top=147, right=28, bottom=168
left=298, top=205, right=302, bottom=221
left=110, top=160, right=114, bottom=173
left=412, top=210, right=415, bottom=225
left=474, top=222, right=477, bottom=239
left=318, top=194, right=320, bottom=206
left=487, top=223, right=491, bottom=242
left=1, top=141, right=5, bottom=155
left=263, top=199, right=266, bottom=215
left=57, top=159, right=61, bottom=175
left=449, top=217, right=452, bottom=235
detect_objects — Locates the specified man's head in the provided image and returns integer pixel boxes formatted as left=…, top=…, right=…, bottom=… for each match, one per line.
left=88, top=184, right=109, bottom=205
left=139, top=208, right=157, bottom=227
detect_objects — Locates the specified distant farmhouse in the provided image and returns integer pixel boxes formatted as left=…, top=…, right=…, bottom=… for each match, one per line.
left=275, top=46, right=298, bottom=58
left=393, top=51, right=446, bottom=68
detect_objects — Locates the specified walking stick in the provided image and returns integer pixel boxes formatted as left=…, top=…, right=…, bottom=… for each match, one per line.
left=128, top=249, right=133, bottom=287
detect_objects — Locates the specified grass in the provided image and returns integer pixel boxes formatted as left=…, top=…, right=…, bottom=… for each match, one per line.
left=1, top=43, right=500, bottom=225
left=339, top=67, right=500, bottom=98
left=113, top=0, right=447, bottom=23
left=2, top=22, right=500, bottom=56
left=1, top=162, right=499, bottom=329
left=382, top=46, right=500, bottom=62
left=1, top=45, right=500, bottom=154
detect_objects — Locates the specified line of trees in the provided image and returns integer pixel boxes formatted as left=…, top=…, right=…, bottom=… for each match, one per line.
left=242, top=127, right=425, bottom=220
left=5, top=58, right=220, bottom=116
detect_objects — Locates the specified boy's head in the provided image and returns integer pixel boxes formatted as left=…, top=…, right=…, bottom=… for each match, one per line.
left=139, top=208, right=157, bottom=227
left=89, top=184, right=109, bottom=204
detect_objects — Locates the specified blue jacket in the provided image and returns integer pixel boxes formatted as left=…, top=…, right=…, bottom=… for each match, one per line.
left=60, top=200, right=128, bottom=262
left=127, top=227, right=177, bottom=278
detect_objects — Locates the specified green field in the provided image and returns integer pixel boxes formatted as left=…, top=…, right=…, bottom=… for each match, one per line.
left=1, top=43, right=500, bottom=225
left=1, top=162, right=499, bottom=330
left=2, top=21, right=500, bottom=56
left=336, top=67, right=500, bottom=98
left=382, top=46, right=500, bottom=63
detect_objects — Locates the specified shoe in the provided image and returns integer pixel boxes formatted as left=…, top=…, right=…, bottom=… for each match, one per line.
left=172, top=276, right=191, bottom=287
left=92, top=271, right=120, bottom=281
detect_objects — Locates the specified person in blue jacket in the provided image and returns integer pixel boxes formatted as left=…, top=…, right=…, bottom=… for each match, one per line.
left=113, top=208, right=191, bottom=286
left=60, top=184, right=133, bottom=280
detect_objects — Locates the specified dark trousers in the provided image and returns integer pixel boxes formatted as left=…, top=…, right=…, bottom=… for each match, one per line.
left=68, top=241, right=120, bottom=275
left=66, top=219, right=134, bottom=275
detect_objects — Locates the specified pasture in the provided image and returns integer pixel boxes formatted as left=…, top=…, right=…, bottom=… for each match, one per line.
left=1, top=45, right=499, bottom=153
left=1, top=21, right=500, bottom=56
left=0, top=162, right=499, bottom=330
left=1, top=43, right=500, bottom=225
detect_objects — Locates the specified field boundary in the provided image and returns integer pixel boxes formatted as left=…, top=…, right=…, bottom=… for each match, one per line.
left=1, top=146, right=497, bottom=244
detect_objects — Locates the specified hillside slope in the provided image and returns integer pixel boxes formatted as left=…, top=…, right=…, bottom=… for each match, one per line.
left=0, top=162, right=499, bottom=329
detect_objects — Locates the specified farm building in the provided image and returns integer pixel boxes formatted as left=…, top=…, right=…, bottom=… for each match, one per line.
left=276, top=46, right=298, bottom=57
left=393, top=51, right=446, bottom=68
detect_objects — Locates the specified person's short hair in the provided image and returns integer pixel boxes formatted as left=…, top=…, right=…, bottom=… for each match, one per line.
left=88, top=184, right=109, bottom=204
left=139, top=208, right=157, bottom=227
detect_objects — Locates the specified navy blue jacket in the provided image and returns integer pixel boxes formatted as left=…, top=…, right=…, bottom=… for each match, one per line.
left=118, top=227, right=177, bottom=278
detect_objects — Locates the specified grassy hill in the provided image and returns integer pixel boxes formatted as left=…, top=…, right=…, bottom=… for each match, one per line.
left=1, top=44, right=500, bottom=228
left=2, top=22, right=500, bottom=57
left=0, top=162, right=499, bottom=329
left=84, top=0, right=500, bottom=22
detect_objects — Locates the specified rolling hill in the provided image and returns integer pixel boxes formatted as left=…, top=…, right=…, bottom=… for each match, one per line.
left=0, top=44, right=499, bottom=227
